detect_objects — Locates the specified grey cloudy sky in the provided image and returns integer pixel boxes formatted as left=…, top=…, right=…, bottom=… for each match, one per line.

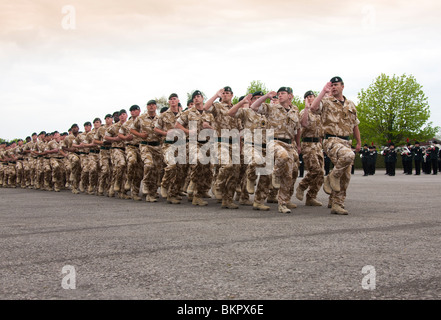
left=1, top=0, right=440, bottom=140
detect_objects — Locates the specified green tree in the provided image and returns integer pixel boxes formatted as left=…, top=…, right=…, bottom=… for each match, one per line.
left=357, top=73, right=439, bottom=146
left=154, top=96, right=169, bottom=113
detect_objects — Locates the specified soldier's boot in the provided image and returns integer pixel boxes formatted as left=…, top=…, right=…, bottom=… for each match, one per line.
left=124, top=179, right=131, bottom=191
left=187, top=193, right=193, bottom=202
left=328, top=171, right=341, bottom=192
left=246, top=178, right=255, bottom=194
left=132, top=195, right=142, bottom=201
left=98, top=184, right=104, bottom=196
left=271, top=174, right=281, bottom=189
left=305, top=197, right=323, bottom=207
left=108, top=186, right=115, bottom=198
left=192, top=196, right=208, bottom=206
left=323, top=176, right=332, bottom=195
left=331, top=203, right=348, bottom=215
left=72, top=188, right=80, bottom=194
left=146, top=195, right=158, bottom=203
left=252, top=202, right=270, bottom=211
left=87, top=185, right=95, bottom=195
left=239, top=199, right=253, bottom=206
left=79, top=181, right=85, bottom=193
left=113, top=180, right=120, bottom=192
left=213, top=186, right=222, bottom=200
left=160, top=186, right=168, bottom=198
left=187, top=181, right=195, bottom=195
left=167, top=196, right=181, bottom=204
left=286, top=201, right=297, bottom=209
left=295, top=186, right=305, bottom=201
left=221, top=199, right=239, bottom=209
left=278, top=204, right=291, bottom=214
left=54, top=183, right=61, bottom=192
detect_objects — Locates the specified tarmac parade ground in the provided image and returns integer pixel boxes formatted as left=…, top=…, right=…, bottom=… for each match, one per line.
left=0, top=170, right=440, bottom=300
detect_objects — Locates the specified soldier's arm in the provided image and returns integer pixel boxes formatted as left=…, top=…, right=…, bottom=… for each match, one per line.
left=250, top=91, right=276, bottom=112
left=228, top=94, right=252, bottom=117
left=300, top=103, right=310, bottom=128
left=203, top=88, right=224, bottom=111
left=310, top=82, right=332, bottom=112
left=353, top=125, right=362, bottom=153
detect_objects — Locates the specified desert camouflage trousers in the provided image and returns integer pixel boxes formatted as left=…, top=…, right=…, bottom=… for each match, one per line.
left=98, top=149, right=112, bottom=193
left=323, top=137, right=355, bottom=206
left=214, top=141, right=240, bottom=202
left=68, top=153, right=81, bottom=190
left=161, top=142, right=188, bottom=198
left=188, top=142, right=213, bottom=198
left=50, top=158, right=65, bottom=190
left=140, top=144, right=163, bottom=196
left=298, top=142, right=325, bottom=200
left=125, top=145, right=143, bottom=196
left=111, top=148, right=127, bottom=193
left=243, top=144, right=271, bottom=204
left=270, top=140, right=299, bottom=205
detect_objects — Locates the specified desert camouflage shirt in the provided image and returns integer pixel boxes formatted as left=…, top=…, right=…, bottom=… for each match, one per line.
left=120, top=118, right=142, bottom=146
left=316, top=96, right=360, bottom=137
left=206, top=101, right=240, bottom=135
left=299, top=108, right=324, bottom=139
left=257, top=103, right=300, bottom=141
left=155, top=108, right=182, bottom=142
left=105, top=121, right=125, bottom=148
left=132, top=113, right=161, bottom=143
left=176, top=106, right=214, bottom=138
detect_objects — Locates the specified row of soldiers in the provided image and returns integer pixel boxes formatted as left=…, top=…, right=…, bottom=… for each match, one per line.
left=1, top=77, right=362, bottom=215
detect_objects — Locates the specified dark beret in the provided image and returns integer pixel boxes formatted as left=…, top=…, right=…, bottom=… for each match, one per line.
left=252, top=91, right=264, bottom=97
left=192, top=90, right=203, bottom=99
left=304, top=90, right=315, bottom=99
left=223, top=86, right=233, bottom=93
left=169, top=93, right=178, bottom=100
left=105, top=114, right=113, bottom=119
left=277, top=87, right=293, bottom=94
left=330, top=76, right=343, bottom=84
left=119, top=109, right=127, bottom=116
left=147, top=100, right=157, bottom=105
left=129, top=105, right=140, bottom=112
left=84, top=122, right=92, bottom=127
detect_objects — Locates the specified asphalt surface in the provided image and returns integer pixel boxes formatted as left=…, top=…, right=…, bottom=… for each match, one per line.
left=0, top=170, right=440, bottom=300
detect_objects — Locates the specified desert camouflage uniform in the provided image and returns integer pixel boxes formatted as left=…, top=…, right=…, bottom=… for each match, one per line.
left=257, top=102, right=300, bottom=207
left=85, top=129, right=100, bottom=194
left=156, top=108, right=185, bottom=201
left=234, top=107, right=271, bottom=206
left=297, top=108, right=325, bottom=202
left=106, top=121, right=126, bottom=196
left=34, top=139, right=47, bottom=190
left=94, top=124, right=112, bottom=195
left=45, top=139, right=65, bottom=192
left=176, top=106, right=214, bottom=202
left=316, top=96, right=360, bottom=208
left=21, top=141, right=34, bottom=188
left=74, top=131, right=92, bottom=193
left=120, top=118, right=143, bottom=199
left=131, top=113, right=163, bottom=199
left=62, top=134, right=82, bottom=193
left=206, top=101, right=241, bottom=207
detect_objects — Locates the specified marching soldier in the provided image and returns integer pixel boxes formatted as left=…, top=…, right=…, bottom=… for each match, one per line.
left=310, top=77, right=362, bottom=215
left=155, top=93, right=185, bottom=204
left=228, top=94, right=272, bottom=211
left=130, top=100, right=163, bottom=203
left=203, top=86, right=242, bottom=209
left=105, top=109, right=128, bottom=199
left=250, top=87, right=301, bottom=214
left=119, top=105, right=143, bottom=201
left=61, top=125, right=82, bottom=194
left=175, top=90, right=215, bottom=206
left=94, top=114, right=114, bottom=196
left=295, top=90, right=325, bottom=206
